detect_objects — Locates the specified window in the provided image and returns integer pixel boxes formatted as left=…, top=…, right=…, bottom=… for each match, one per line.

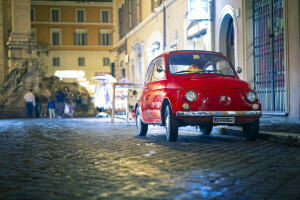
left=74, top=29, right=87, bottom=46
left=128, top=0, right=132, bottom=29
left=131, top=59, right=135, bottom=81
left=99, top=29, right=112, bottom=46
left=78, top=57, right=85, bottom=66
left=101, top=10, right=109, bottom=23
left=111, top=63, right=115, bottom=78
left=152, top=59, right=165, bottom=81
left=50, top=29, right=61, bottom=46
left=31, top=8, right=35, bottom=22
left=119, top=5, right=125, bottom=39
left=76, top=9, right=85, bottom=22
left=151, top=0, right=162, bottom=11
left=145, top=63, right=154, bottom=84
left=103, top=57, right=110, bottom=66
left=168, top=53, right=235, bottom=76
left=122, top=69, right=126, bottom=79
left=53, top=57, right=60, bottom=67
left=31, top=29, right=37, bottom=42
left=51, top=9, right=60, bottom=22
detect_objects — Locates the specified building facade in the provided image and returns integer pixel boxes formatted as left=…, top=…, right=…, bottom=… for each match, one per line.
left=113, top=0, right=300, bottom=122
left=31, top=0, right=114, bottom=93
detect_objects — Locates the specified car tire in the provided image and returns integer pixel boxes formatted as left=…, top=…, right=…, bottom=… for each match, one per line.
left=242, top=119, right=259, bottom=141
left=136, top=107, right=148, bottom=136
left=199, top=125, right=213, bottom=135
left=165, top=105, right=178, bottom=142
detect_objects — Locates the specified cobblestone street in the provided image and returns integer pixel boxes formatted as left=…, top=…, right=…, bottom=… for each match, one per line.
left=1, top=118, right=300, bottom=200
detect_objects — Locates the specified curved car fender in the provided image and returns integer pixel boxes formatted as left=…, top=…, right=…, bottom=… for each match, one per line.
left=161, top=88, right=181, bottom=117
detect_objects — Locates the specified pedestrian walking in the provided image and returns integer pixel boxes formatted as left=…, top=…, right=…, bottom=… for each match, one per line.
left=64, top=87, right=73, bottom=103
left=80, top=93, right=89, bottom=114
left=55, top=90, right=65, bottom=118
left=40, top=93, right=48, bottom=118
left=34, top=93, right=40, bottom=118
left=24, top=89, right=35, bottom=118
left=47, top=96, right=56, bottom=119
left=74, top=92, right=82, bottom=114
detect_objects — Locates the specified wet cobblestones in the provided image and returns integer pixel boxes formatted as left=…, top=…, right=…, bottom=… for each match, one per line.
left=1, top=118, right=300, bottom=200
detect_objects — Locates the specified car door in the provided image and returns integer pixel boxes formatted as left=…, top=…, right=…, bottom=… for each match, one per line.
left=140, top=62, right=154, bottom=122
left=144, top=58, right=166, bottom=123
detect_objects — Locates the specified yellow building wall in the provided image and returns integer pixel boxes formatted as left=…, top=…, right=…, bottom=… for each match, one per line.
left=32, top=1, right=115, bottom=94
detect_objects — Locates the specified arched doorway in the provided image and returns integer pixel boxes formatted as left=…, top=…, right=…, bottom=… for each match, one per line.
left=219, top=14, right=235, bottom=66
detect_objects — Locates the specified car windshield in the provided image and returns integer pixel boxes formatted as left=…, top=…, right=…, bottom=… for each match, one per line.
left=168, top=53, right=235, bottom=76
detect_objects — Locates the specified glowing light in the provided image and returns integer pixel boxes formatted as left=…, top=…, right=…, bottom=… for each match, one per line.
left=55, top=70, right=85, bottom=79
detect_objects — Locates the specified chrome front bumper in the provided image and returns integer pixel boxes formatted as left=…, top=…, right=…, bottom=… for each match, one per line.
left=176, top=111, right=262, bottom=117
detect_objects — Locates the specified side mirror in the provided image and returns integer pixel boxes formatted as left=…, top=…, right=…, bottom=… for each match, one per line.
left=236, top=67, right=242, bottom=74
left=156, top=66, right=164, bottom=73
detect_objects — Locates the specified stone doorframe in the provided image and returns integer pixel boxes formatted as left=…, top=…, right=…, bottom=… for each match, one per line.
left=216, top=5, right=238, bottom=70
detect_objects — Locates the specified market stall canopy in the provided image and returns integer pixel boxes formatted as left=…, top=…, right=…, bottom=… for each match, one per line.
left=90, top=74, right=117, bottom=83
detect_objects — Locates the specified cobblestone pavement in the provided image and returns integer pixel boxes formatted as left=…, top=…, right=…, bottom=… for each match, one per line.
left=1, top=118, right=300, bottom=200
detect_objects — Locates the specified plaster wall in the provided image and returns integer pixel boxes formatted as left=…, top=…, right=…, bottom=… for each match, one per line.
left=46, top=50, right=114, bottom=81
left=287, top=0, right=300, bottom=121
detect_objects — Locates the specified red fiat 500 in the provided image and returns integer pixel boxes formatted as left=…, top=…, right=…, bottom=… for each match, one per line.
left=135, top=50, right=262, bottom=141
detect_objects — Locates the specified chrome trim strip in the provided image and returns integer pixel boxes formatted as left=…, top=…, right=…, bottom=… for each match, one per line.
left=176, top=111, right=262, bottom=117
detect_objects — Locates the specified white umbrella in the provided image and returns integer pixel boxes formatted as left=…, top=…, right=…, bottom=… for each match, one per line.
left=90, top=74, right=117, bottom=82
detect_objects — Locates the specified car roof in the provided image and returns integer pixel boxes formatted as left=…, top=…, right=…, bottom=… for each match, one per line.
left=167, top=50, right=223, bottom=55
left=150, top=50, right=225, bottom=65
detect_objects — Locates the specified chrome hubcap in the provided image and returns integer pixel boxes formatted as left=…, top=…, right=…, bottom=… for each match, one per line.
left=166, top=114, right=170, bottom=136
left=137, top=114, right=141, bottom=131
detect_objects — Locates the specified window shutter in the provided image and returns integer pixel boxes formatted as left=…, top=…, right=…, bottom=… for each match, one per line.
left=108, top=33, right=112, bottom=46
left=74, top=33, right=79, bottom=45
left=83, top=33, right=87, bottom=45
left=99, top=33, right=103, bottom=46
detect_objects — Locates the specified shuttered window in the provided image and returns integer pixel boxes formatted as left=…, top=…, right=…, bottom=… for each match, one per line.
left=74, top=29, right=87, bottom=46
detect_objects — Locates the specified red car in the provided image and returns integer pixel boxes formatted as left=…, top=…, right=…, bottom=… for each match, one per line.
left=135, top=50, right=262, bottom=141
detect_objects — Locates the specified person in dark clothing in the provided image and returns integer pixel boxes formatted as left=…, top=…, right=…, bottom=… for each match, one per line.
left=55, top=90, right=66, bottom=118
left=34, top=94, right=40, bottom=118
left=74, top=92, right=82, bottom=114
left=47, top=96, right=56, bottom=119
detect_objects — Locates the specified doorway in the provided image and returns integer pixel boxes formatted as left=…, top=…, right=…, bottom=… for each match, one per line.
left=253, top=0, right=285, bottom=112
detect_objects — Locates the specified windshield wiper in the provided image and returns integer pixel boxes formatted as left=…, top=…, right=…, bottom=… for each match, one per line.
left=173, top=70, right=194, bottom=74
left=198, top=70, right=226, bottom=76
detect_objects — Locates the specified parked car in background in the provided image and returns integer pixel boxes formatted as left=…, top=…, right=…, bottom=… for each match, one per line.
left=135, top=50, right=262, bottom=142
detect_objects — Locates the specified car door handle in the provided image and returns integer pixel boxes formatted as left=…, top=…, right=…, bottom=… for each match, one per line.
left=145, top=87, right=150, bottom=89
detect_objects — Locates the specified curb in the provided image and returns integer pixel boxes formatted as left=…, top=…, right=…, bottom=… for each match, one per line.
left=259, top=131, right=300, bottom=147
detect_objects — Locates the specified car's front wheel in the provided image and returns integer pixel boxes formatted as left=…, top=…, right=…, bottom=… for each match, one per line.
left=199, top=125, right=213, bottom=135
left=165, top=105, right=178, bottom=142
left=136, top=107, right=148, bottom=136
left=242, top=120, right=259, bottom=141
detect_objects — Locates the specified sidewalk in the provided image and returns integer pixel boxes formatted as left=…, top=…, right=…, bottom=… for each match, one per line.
left=259, top=117, right=300, bottom=146
left=74, top=113, right=300, bottom=146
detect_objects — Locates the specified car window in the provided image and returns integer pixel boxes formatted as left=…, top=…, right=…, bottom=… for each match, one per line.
left=151, top=58, right=166, bottom=82
left=145, top=62, right=154, bottom=85
left=168, top=53, right=235, bottom=76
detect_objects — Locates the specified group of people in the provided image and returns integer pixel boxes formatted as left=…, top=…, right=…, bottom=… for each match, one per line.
left=24, top=87, right=90, bottom=119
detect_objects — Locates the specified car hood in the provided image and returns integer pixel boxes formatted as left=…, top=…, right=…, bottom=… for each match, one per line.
left=167, top=75, right=251, bottom=90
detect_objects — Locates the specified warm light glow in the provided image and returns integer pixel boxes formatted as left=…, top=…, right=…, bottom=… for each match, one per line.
left=55, top=70, right=85, bottom=79
left=79, top=81, right=89, bottom=87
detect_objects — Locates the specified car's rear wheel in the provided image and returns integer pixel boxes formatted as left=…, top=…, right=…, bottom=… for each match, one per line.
left=165, top=105, right=178, bottom=142
left=199, top=125, right=213, bottom=135
left=136, top=107, right=148, bottom=136
left=242, top=119, right=259, bottom=141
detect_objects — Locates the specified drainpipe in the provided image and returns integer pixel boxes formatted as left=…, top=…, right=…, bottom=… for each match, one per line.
left=163, top=0, right=166, bottom=51
left=209, top=0, right=215, bottom=51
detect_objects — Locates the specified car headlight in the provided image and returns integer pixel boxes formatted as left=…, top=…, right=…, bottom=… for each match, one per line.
left=185, top=90, right=197, bottom=102
left=247, top=91, right=257, bottom=102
